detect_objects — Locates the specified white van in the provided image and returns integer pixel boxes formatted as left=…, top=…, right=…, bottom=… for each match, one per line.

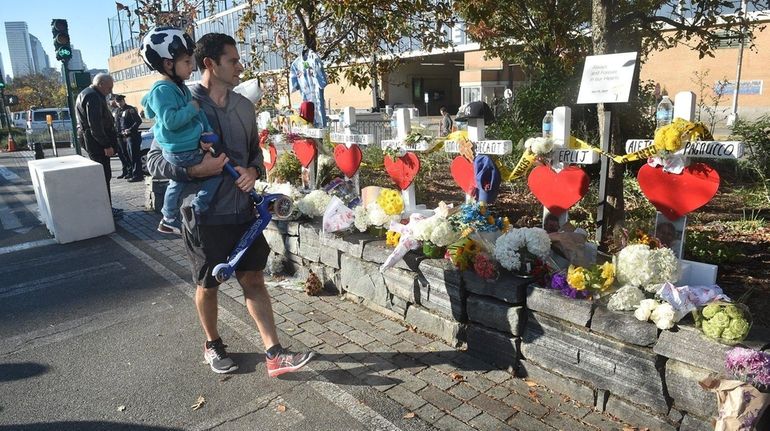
left=12, top=111, right=27, bottom=128
left=26, top=107, right=73, bottom=145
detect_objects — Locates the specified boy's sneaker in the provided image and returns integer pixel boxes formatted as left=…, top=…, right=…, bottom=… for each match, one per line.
left=266, top=349, right=316, bottom=377
left=157, top=218, right=181, bottom=234
left=203, top=338, right=238, bottom=374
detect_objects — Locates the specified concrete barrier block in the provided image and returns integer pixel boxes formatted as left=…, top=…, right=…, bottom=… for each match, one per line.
left=28, top=155, right=114, bottom=244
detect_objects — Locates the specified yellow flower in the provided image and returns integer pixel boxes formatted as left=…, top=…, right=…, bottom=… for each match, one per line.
left=600, top=262, right=615, bottom=290
left=377, top=189, right=404, bottom=215
left=567, top=265, right=587, bottom=291
left=385, top=230, right=401, bottom=247
left=502, top=217, right=511, bottom=233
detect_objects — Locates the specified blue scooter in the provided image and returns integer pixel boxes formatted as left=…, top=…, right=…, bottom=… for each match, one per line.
left=203, top=134, right=293, bottom=283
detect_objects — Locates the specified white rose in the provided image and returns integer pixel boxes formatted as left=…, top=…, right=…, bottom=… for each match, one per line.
left=607, top=285, right=646, bottom=311
left=634, top=299, right=659, bottom=321
left=650, top=302, right=676, bottom=330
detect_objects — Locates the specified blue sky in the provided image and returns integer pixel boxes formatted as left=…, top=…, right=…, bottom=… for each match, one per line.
left=1, top=0, right=122, bottom=77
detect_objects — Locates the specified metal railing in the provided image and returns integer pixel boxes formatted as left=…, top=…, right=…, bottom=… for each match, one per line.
left=328, top=117, right=393, bottom=143
left=26, top=128, right=73, bottom=146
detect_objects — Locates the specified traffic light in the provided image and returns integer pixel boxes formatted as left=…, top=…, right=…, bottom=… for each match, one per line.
left=4, top=95, right=19, bottom=106
left=51, top=19, right=72, bottom=62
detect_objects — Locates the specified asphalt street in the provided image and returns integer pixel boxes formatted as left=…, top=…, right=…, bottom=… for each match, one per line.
left=0, top=150, right=435, bottom=431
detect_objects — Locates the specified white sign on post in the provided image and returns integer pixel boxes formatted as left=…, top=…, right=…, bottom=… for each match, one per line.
left=380, top=108, right=431, bottom=214
left=576, top=52, right=638, bottom=104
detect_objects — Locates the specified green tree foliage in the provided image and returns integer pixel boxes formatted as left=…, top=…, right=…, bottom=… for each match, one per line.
left=238, top=0, right=456, bottom=89
left=7, top=74, right=67, bottom=111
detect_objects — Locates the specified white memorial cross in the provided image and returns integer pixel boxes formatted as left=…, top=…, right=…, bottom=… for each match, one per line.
left=541, top=106, right=602, bottom=225
left=329, top=107, right=374, bottom=194
left=443, top=117, right=512, bottom=202
left=380, top=108, right=434, bottom=214
left=623, top=91, right=744, bottom=285
left=287, top=113, right=325, bottom=191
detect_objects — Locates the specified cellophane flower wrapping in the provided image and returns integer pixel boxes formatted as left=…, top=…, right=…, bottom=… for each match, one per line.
left=607, top=285, right=646, bottom=311
left=695, top=302, right=752, bottom=343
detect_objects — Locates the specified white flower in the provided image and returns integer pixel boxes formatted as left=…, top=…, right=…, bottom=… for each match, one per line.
left=494, top=230, right=525, bottom=271
left=297, top=190, right=331, bottom=218
left=650, top=302, right=676, bottom=330
left=430, top=220, right=460, bottom=247
left=616, top=244, right=680, bottom=292
left=607, top=285, right=646, bottom=311
left=353, top=205, right=368, bottom=232
left=366, top=202, right=394, bottom=227
left=317, top=154, right=334, bottom=169
left=645, top=248, right=680, bottom=293
left=524, top=227, right=552, bottom=258
left=525, top=137, right=554, bottom=156
left=634, top=299, right=659, bottom=321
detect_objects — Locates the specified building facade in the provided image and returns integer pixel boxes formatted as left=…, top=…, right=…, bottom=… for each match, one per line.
left=29, top=34, right=51, bottom=73
left=4, top=21, right=35, bottom=78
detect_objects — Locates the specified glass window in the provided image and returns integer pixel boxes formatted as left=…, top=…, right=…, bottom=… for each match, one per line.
left=462, top=87, right=481, bottom=104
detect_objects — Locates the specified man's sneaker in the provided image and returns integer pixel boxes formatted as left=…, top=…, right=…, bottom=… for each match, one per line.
left=157, top=218, right=182, bottom=234
left=203, top=338, right=238, bottom=374
left=266, top=349, right=316, bottom=377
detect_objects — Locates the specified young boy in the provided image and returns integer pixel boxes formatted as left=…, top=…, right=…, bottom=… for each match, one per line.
left=140, top=26, right=220, bottom=234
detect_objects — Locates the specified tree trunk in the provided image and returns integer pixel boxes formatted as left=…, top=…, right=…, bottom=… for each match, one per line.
left=592, top=0, right=625, bottom=248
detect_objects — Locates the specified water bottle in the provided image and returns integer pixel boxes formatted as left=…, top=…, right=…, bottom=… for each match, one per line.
left=656, top=96, right=674, bottom=129
left=542, top=110, right=554, bottom=139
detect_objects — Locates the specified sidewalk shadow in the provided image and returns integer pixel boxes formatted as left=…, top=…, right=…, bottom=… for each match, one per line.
left=0, top=423, right=182, bottom=431
left=275, top=349, right=494, bottom=387
left=227, top=352, right=263, bottom=374
left=0, top=362, right=49, bottom=382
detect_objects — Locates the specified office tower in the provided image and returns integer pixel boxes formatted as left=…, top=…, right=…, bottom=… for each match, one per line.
left=4, top=21, right=35, bottom=77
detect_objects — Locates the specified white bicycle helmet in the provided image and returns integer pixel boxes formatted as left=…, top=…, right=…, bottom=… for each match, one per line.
left=140, top=26, right=195, bottom=73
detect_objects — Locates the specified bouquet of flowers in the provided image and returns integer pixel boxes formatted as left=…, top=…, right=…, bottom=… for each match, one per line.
left=472, top=252, right=499, bottom=281
left=699, top=347, right=770, bottom=431
left=615, top=244, right=679, bottom=293
left=448, top=203, right=509, bottom=237
left=493, top=227, right=551, bottom=274
left=563, top=261, right=616, bottom=299
left=353, top=188, right=403, bottom=233
left=726, top=347, right=770, bottom=390
left=694, top=302, right=752, bottom=344
left=606, top=285, right=646, bottom=311
left=296, top=189, right=332, bottom=218
left=549, top=272, right=588, bottom=299
left=447, top=237, right=480, bottom=271
left=323, top=178, right=361, bottom=208
left=634, top=298, right=679, bottom=330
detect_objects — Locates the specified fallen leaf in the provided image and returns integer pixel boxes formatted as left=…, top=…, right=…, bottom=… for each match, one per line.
left=403, top=412, right=416, bottom=419
left=528, top=390, right=540, bottom=401
left=449, top=372, right=466, bottom=382
left=277, top=404, right=287, bottom=413
left=117, top=405, right=126, bottom=412
left=191, top=395, right=206, bottom=411
left=525, top=380, right=538, bottom=387
left=286, top=328, right=295, bottom=332
left=219, top=375, right=232, bottom=383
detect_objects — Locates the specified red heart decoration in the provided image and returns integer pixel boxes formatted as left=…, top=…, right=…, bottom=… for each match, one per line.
left=384, top=152, right=420, bottom=190
left=262, top=145, right=278, bottom=171
left=637, top=163, right=720, bottom=220
left=334, top=144, right=363, bottom=178
left=527, top=165, right=589, bottom=216
left=450, top=156, right=476, bottom=195
left=292, top=138, right=317, bottom=168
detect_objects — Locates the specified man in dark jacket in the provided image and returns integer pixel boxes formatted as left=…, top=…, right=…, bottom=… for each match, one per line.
left=147, top=33, right=314, bottom=376
left=75, top=73, right=121, bottom=218
left=116, top=95, right=144, bottom=182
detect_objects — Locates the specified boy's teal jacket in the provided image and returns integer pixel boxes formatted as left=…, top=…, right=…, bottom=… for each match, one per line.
left=141, top=80, right=211, bottom=152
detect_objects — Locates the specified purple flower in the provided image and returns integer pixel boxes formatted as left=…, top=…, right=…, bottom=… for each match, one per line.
left=725, top=347, right=770, bottom=388
left=548, top=273, right=588, bottom=299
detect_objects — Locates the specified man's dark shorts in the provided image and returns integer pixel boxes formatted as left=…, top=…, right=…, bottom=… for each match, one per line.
left=182, top=220, right=270, bottom=288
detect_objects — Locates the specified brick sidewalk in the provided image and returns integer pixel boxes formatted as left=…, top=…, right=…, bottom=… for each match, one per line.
left=8, top=150, right=632, bottom=430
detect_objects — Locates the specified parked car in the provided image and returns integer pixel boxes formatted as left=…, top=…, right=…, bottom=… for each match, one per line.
left=140, top=130, right=153, bottom=174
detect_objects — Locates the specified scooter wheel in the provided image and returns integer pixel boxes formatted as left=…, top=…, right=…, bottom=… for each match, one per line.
left=213, top=263, right=233, bottom=283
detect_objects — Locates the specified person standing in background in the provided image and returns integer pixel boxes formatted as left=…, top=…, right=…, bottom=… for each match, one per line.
left=440, top=106, right=453, bottom=136
left=116, top=95, right=144, bottom=182
left=75, top=73, right=122, bottom=219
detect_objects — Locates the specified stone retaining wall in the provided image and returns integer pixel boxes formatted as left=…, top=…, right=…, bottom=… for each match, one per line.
left=265, top=219, right=768, bottom=430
